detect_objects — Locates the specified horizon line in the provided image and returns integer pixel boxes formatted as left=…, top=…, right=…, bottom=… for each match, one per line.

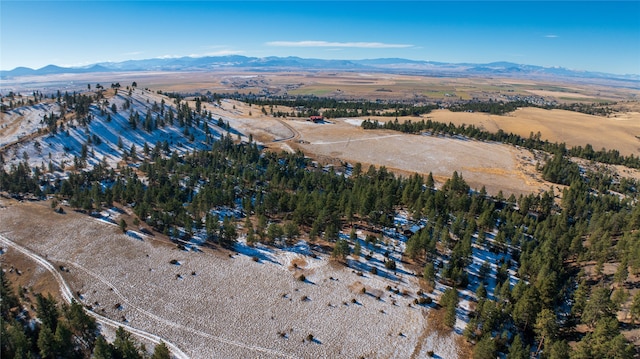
left=2, top=54, right=639, bottom=78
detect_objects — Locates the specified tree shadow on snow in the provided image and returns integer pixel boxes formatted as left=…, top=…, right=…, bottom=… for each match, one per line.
left=233, top=242, right=280, bottom=265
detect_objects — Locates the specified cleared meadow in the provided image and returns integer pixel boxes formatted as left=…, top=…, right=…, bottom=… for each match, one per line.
left=0, top=200, right=465, bottom=359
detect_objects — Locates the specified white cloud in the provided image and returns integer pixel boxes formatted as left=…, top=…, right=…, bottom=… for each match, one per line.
left=266, top=40, right=413, bottom=49
left=544, top=35, right=559, bottom=38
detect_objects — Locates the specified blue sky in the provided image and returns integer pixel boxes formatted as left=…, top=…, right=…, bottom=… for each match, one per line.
left=1, top=1, right=639, bottom=75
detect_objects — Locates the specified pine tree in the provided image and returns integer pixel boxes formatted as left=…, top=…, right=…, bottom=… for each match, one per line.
left=92, top=336, right=114, bottom=359
left=353, top=240, right=361, bottom=258
left=441, top=288, right=459, bottom=328
left=473, top=334, right=496, bottom=359
left=36, top=294, right=59, bottom=332
left=630, top=291, right=640, bottom=324
left=332, top=239, right=350, bottom=260
left=151, top=341, right=171, bottom=359
left=113, top=326, right=142, bottom=359
left=0, top=270, right=18, bottom=317
left=534, top=308, right=558, bottom=353
left=37, top=325, right=56, bottom=359
left=506, top=334, right=528, bottom=359
left=119, top=219, right=127, bottom=233
left=423, top=262, right=436, bottom=288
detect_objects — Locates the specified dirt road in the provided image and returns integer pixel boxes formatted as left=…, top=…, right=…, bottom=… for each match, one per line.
left=0, top=234, right=190, bottom=359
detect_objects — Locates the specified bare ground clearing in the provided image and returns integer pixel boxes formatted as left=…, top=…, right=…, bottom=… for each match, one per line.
left=0, top=200, right=462, bottom=359
left=0, top=233, right=63, bottom=302
left=199, top=99, right=547, bottom=196
left=276, top=118, right=548, bottom=196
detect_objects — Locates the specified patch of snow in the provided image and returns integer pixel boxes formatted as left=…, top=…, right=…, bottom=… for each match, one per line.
left=343, top=118, right=364, bottom=126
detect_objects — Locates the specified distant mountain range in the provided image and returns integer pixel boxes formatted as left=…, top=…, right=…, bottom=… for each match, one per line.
left=2, top=56, right=638, bottom=85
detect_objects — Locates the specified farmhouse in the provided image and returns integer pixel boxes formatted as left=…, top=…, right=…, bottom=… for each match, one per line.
left=309, top=115, right=324, bottom=123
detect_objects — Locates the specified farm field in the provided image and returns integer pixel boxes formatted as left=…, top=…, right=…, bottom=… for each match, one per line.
left=3, top=70, right=638, bottom=102
left=424, top=107, right=640, bottom=157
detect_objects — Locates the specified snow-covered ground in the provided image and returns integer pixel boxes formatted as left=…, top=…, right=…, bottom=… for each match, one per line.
left=1, top=89, right=231, bottom=172
left=0, top=101, right=60, bottom=147
left=0, top=202, right=463, bottom=359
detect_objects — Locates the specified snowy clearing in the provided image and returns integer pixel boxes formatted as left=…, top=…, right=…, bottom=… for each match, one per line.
left=0, top=200, right=464, bottom=359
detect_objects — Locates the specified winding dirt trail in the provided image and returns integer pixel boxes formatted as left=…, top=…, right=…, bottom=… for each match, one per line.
left=0, top=233, right=297, bottom=359
left=272, top=119, right=300, bottom=142
left=0, top=234, right=190, bottom=359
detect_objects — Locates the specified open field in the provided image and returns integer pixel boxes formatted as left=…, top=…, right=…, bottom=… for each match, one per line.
left=291, top=118, right=546, bottom=196
left=4, top=69, right=639, bottom=160
left=0, top=199, right=467, bottom=359
left=197, top=99, right=547, bottom=196
left=422, top=107, right=640, bottom=157
left=3, top=70, right=638, bottom=102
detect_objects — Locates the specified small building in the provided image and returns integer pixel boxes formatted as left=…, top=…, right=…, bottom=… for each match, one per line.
left=309, top=115, right=324, bottom=123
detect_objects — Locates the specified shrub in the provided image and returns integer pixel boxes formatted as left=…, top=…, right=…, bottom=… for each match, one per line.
left=416, top=297, right=432, bottom=305
left=297, top=274, right=306, bottom=282
left=384, top=259, right=396, bottom=270
left=371, top=267, right=378, bottom=275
